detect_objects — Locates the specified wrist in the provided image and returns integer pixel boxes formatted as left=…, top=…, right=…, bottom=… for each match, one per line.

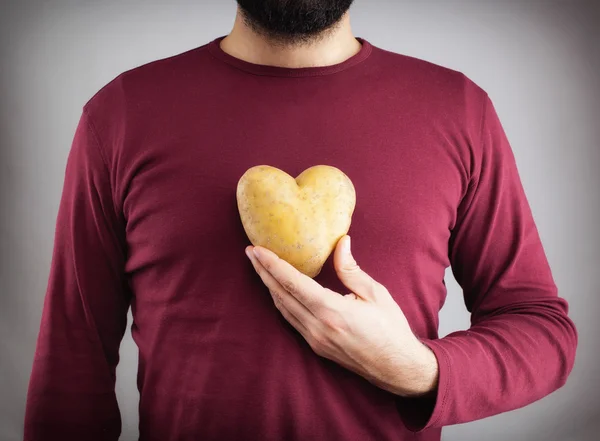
left=404, top=340, right=439, bottom=397
left=382, top=338, right=439, bottom=398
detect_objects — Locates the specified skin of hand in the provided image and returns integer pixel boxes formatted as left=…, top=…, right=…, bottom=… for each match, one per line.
left=245, top=235, right=439, bottom=398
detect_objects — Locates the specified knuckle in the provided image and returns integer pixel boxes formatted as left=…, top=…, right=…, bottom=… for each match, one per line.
left=275, top=296, right=284, bottom=309
left=270, top=291, right=281, bottom=307
left=341, top=261, right=361, bottom=275
left=281, top=277, right=298, bottom=294
left=321, top=313, right=345, bottom=332
left=308, top=333, right=326, bottom=355
left=311, top=329, right=326, bottom=346
left=261, top=259, right=273, bottom=272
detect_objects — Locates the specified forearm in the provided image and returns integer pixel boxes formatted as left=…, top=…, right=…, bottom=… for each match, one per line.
left=24, top=306, right=123, bottom=440
left=418, top=298, right=577, bottom=429
left=24, top=282, right=125, bottom=440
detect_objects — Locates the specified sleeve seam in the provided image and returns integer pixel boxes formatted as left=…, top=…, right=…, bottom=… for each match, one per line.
left=469, top=91, right=488, bottom=192
left=82, top=106, right=122, bottom=221
left=478, top=92, right=489, bottom=150
left=457, top=92, right=489, bottom=221
left=83, top=107, right=110, bottom=172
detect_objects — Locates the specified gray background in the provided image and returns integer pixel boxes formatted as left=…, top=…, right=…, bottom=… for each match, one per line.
left=1, top=1, right=598, bottom=440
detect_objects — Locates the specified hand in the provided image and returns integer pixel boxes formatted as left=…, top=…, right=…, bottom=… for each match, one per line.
left=245, top=235, right=439, bottom=398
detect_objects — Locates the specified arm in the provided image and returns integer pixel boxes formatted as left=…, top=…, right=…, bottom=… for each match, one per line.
left=24, top=107, right=130, bottom=440
left=399, top=93, right=578, bottom=431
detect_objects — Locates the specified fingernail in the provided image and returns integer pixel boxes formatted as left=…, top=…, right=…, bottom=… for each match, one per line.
left=253, top=247, right=261, bottom=259
left=344, top=236, right=352, bottom=254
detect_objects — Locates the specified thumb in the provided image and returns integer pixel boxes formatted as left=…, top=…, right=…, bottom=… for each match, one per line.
left=333, top=235, right=379, bottom=300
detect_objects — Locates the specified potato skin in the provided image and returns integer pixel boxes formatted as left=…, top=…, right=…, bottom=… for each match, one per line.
left=237, top=165, right=356, bottom=278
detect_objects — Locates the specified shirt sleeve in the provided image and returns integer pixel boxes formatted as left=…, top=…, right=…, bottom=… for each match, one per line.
left=24, top=107, right=131, bottom=440
left=399, top=93, right=578, bottom=431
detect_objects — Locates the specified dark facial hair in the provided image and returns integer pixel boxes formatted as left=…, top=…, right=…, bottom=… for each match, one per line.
left=236, top=0, right=355, bottom=46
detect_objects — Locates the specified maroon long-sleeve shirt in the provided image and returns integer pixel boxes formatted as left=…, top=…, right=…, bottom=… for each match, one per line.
left=24, top=35, right=577, bottom=441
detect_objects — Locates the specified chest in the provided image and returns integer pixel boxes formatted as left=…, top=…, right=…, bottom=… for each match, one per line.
left=120, top=108, right=464, bottom=288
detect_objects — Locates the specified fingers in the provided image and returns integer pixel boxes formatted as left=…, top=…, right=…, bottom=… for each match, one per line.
left=245, top=247, right=316, bottom=332
left=251, top=246, right=339, bottom=314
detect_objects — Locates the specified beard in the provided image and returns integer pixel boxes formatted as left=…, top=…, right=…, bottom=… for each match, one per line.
left=236, top=0, right=355, bottom=46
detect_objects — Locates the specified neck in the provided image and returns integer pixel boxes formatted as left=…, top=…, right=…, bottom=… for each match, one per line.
left=219, top=10, right=361, bottom=69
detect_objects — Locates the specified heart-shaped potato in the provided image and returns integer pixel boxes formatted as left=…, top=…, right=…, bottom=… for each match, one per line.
left=237, top=165, right=356, bottom=278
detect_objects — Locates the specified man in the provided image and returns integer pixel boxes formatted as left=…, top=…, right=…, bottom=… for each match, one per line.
left=24, top=1, right=578, bottom=440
